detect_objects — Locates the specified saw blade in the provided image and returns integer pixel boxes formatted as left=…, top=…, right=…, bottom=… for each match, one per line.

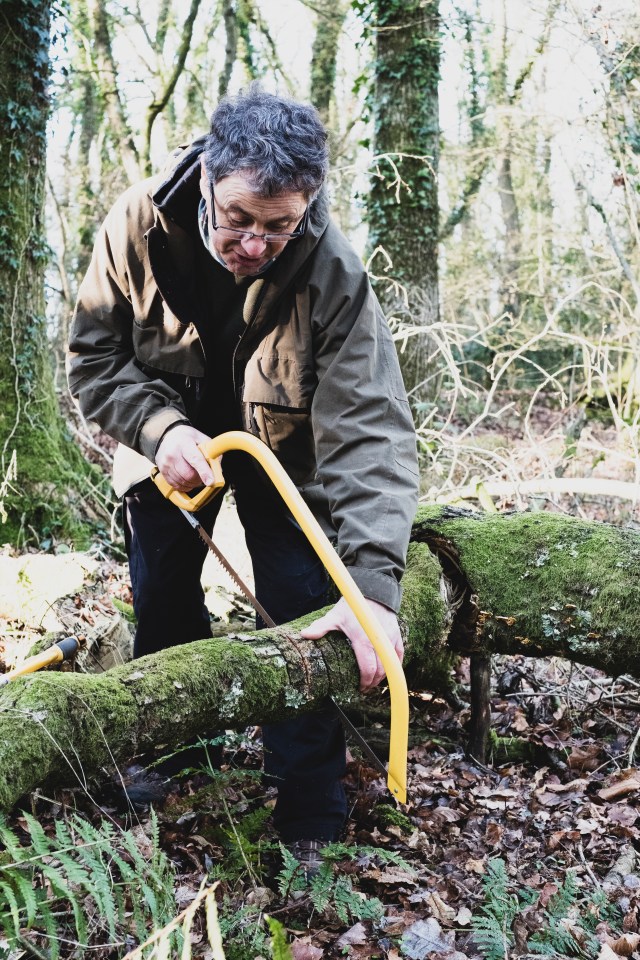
left=180, top=506, right=390, bottom=780
left=179, top=507, right=275, bottom=627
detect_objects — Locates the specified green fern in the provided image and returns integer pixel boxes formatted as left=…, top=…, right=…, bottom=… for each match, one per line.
left=331, top=874, right=383, bottom=925
left=275, top=843, right=387, bottom=925
left=546, top=870, right=580, bottom=919
left=307, top=863, right=335, bottom=912
left=471, top=858, right=519, bottom=960
left=277, top=843, right=308, bottom=896
left=217, top=899, right=271, bottom=960
left=266, top=915, right=293, bottom=959
left=0, top=809, right=176, bottom=958
left=473, top=860, right=624, bottom=960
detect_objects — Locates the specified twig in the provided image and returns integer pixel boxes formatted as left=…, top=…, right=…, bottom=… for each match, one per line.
left=577, top=842, right=601, bottom=889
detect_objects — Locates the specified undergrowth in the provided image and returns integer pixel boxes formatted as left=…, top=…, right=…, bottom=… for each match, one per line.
left=0, top=810, right=175, bottom=959
left=472, top=857, right=623, bottom=959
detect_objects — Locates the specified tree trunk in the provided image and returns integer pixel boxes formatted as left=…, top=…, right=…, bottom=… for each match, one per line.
left=141, top=0, right=203, bottom=176
left=0, top=0, right=105, bottom=547
left=310, top=0, right=348, bottom=130
left=88, top=0, right=140, bottom=185
left=218, top=0, right=239, bottom=99
left=365, top=0, right=440, bottom=410
left=492, top=1, right=522, bottom=320
left=3, top=507, right=640, bottom=812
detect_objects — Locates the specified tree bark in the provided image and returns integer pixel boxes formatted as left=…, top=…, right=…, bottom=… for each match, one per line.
left=88, top=0, right=140, bottom=185
left=141, top=0, right=203, bottom=176
left=2, top=506, right=640, bottom=811
left=0, top=0, right=106, bottom=547
left=365, top=0, right=440, bottom=410
left=310, top=0, right=348, bottom=129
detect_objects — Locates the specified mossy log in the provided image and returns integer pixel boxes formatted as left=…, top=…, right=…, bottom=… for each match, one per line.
left=2, top=505, right=640, bottom=812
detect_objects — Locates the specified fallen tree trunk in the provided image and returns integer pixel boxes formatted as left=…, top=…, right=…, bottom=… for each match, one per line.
left=2, top=505, right=640, bottom=812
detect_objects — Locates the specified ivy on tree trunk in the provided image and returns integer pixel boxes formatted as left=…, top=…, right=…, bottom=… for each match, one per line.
left=0, top=0, right=108, bottom=547
left=361, top=0, right=440, bottom=409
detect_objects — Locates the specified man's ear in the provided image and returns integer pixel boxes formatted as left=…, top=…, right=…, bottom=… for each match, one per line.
left=199, top=156, right=208, bottom=197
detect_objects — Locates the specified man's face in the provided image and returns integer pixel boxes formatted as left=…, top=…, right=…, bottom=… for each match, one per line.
left=200, top=166, right=307, bottom=277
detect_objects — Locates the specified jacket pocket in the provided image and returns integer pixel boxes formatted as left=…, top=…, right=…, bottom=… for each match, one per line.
left=249, top=402, right=315, bottom=485
left=132, top=299, right=204, bottom=377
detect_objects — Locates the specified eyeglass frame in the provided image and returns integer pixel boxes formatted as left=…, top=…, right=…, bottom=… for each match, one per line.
left=209, top=182, right=310, bottom=244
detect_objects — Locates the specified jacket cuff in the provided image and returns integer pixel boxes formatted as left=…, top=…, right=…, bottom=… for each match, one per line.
left=139, top=409, right=190, bottom=462
left=346, top=567, right=403, bottom=614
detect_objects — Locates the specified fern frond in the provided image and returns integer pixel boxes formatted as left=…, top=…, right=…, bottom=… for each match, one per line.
left=276, top=844, right=307, bottom=897
left=546, top=870, right=579, bottom=919
left=0, top=879, right=22, bottom=936
left=472, top=913, right=513, bottom=960
left=12, top=871, right=38, bottom=928
left=0, top=811, right=176, bottom=956
left=308, top=865, right=334, bottom=913
left=266, top=915, right=293, bottom=960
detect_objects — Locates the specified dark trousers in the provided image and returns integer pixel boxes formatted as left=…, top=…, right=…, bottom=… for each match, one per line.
left=123, top=463, right=347, bottom=841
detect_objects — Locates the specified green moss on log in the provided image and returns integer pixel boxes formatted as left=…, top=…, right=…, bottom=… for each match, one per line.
left=0, top=621, right=360, bottom=812
left=413, top=504, right=640, bottom=675
left=400, top=541, right=456, bottom=692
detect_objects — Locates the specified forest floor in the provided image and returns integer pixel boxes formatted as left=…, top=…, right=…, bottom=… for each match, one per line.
left=3, top=525, right=640, bottom=959
left=3, top=406, right=640, bottom=959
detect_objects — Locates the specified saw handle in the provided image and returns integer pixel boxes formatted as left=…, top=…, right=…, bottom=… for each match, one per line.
left=151, top=455, right=225, bottom=511
left=0, top=636, right=80, bottom=686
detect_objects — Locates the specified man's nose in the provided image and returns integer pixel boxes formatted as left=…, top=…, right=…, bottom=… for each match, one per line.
left=241, top=234, right=268, bottom=256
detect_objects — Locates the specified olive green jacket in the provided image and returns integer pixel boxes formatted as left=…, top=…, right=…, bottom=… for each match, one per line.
left=67, top=141, right=418, bottom=611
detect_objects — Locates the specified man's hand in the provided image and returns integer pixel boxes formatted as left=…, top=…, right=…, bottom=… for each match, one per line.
left=300, top=596, right=403, bottom=692
left=155, top=425, right=217, bottom=492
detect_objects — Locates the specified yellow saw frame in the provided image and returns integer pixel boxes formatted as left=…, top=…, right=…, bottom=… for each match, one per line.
left=152, top=430, right=409, bottom=803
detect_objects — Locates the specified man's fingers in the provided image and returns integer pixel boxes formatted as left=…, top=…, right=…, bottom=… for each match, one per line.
left=300, top=612, right=335, bottom=640
left=349, top=636, right=383, bottom=691
left=301, top=597, right=403, bottom=691
left=183, top=446, right=216, bottom=486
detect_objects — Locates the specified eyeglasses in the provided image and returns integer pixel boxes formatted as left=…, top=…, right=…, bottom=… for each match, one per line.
left=209, top=183, right=309, bottom=244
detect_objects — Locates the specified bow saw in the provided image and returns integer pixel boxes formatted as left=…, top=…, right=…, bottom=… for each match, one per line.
left=152, top=430, right=409, bottom=803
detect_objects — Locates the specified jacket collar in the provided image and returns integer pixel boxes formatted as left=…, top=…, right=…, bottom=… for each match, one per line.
left=147, top=138, right=331, bottom=339
left=149, top=137, right=330, bottom=271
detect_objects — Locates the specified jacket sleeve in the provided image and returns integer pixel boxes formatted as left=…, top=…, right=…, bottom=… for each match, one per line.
left=66, top=192, right=190, bottom=463
left=309, top=235, right=419, bottom=613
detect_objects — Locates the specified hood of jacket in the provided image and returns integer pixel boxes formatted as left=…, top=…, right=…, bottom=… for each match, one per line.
left=148, top=136, right=332, bottom=293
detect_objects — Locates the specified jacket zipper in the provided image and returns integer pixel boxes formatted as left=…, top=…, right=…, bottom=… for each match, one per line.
left=232, top=289, right=266, bottom=431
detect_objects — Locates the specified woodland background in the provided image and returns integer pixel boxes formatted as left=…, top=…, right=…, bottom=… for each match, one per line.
left=2, top=0, right=640, bottom=958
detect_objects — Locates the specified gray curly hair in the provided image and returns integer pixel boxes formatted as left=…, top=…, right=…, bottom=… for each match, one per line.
left=203, top=84, right=329, bottom=199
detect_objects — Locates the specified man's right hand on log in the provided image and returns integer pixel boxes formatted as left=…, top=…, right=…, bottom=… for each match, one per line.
left=155, top=425, right=217, bottom=491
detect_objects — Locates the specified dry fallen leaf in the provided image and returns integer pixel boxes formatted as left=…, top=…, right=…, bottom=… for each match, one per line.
left=362, top=868, right=417, bottom=886
left=291, top=942, right=324, bottom=960
left=603, top=932, right=640, bottom=956
left=543, top=778, right=588, bottom=793
left=485, top=821, right=503, bottom=846
left=597, top=944, right=619, bottom=960
left=512, top=711, right=529, bottom=732
left=430, top=807, right=463, bottom=823
left=401, top=918, right=453, bottom=959
left=425, top=891, right=456, bottom=924
left=538, top=882, right=559, bottom=908
left=568, top=744, right=602, bottom=771
left=598, top=778, right=640, bottom=802
left=548, top=829, right=581, bottom=850
left=456, top=907, right=473, bottom=926
left=336, top=923, right=368, bottom=948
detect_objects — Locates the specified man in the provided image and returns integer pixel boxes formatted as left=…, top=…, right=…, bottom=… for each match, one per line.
left=68, top=86, right=418, bottom=871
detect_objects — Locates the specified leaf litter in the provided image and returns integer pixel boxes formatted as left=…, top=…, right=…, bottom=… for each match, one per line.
left=3, top=556, right=640, bottom=957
